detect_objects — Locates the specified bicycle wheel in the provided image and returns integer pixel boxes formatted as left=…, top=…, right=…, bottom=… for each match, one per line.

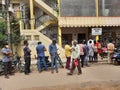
left=57, top=56, right=64, bottom=68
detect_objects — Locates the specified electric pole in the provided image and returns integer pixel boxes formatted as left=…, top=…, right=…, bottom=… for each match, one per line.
left=6, top=0, right=11, bottom=47
left=2, top=0, right=11, bottom=47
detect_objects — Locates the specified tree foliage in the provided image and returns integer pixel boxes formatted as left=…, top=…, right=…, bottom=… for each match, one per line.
left=0, top=19, right=8, bottom=48
left=10, top=16, right=22, bottom=46
left=0, top=16, right=22, bottom=48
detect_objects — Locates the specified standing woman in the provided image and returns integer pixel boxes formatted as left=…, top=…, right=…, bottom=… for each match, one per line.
left=64, top=41, right=71, bottom=70
left=23, top=40, right=31, bottom=75
left=88, top=41, right=94, bottom=63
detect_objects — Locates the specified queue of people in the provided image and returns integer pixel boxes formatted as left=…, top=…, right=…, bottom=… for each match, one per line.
left=64, top=39, right=115, bottom=75
left=1, top=38, right=115, bottom=78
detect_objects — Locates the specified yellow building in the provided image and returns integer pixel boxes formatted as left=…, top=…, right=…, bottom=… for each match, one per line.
left=0, top=0, right=120, bottom=59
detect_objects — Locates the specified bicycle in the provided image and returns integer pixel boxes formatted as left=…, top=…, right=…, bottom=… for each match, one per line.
left=56, top=53, right=64, bottom=68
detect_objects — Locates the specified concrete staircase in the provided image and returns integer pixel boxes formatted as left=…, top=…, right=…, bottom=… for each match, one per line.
left=34, top=0, right=58, bottom=19
left=36, top=20, right=57, bottom=31
left=21, top=30, right=65, bottom=60
left=20, top=0, right=65, bottom=61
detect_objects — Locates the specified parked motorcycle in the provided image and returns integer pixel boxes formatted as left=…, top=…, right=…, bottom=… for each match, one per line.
left=0, top=55, right=25, bottom=75
left=110, top=48, right=120, bottom=65
left=12, top=55, right=25, bottom=72
left=0, top=60, right=4, bottom=75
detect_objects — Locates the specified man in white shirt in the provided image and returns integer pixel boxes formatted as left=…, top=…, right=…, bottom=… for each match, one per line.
left=67, top=40, right=82, bottom=75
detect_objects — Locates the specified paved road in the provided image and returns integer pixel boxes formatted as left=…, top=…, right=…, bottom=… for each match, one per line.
left=0, top=63, right=120, bottom=90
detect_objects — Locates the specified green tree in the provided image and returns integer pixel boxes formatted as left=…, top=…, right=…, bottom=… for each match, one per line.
left=0, top=19, right=8, bottom=48
left=0, top=16, right=22, bottom=49
left=10, top=16, right=22, bottom=46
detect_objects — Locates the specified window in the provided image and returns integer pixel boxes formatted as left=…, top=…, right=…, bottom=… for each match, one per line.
left=60, top=0, right=96, bottom=16
left=34, top=35, right=39, bottom=40
left=99, top=0, right=120, bottom=16
left=26, top=35, right=31, bottom=40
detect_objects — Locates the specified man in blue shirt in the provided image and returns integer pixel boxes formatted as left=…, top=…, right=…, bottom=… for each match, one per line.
left=49, top=39, right=58, bottom=73
left=36, top=42, right=47, bottom=72
left=23, top=40, right=31, bottom=75
left=1, top=42, right=12, bottom=78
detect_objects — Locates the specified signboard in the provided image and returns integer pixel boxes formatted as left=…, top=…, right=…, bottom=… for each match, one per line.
left=92, top=28, right=102, bottom=35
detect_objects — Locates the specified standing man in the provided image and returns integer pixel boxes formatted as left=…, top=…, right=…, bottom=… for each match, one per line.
left=1, top=42, right=12, bottom=78
left=83, top=40, right=90, bottom=66
left=67, top=40, right=82, bottom=75
left=94, top=41, right=98, bottom=62
left=107, top=40, right=115, bottom=64
left=49, top=39, right=58, bottom=73
left=79, top=40, right=85, bottom=68
left=36, top=41, right=47, bottom=72
left=64, top=41, right=71, bottom=70
left=23, top=40, right=31, bottom=75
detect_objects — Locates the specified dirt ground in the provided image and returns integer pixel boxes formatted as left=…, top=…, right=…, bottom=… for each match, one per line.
left=1, top=62, right=120, bottom=90
left=21, top=81, right=120, bottom=90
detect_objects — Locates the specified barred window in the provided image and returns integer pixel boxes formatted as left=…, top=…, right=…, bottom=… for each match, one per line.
left=26, top=35, right=31, bottom=40
left=34, top=35, right=39, bottom=40
left=99, top=0, right=120, bottom=16
left=60, top=0, right=96, bottom=16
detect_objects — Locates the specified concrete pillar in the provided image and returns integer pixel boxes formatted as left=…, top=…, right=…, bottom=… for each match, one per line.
left=57, top=0, right=62, bottom=46
left=95, top=0, right=99, bottom=17
left=95, top=0, right=99, bottom=41
left=19, top=3, right=24, bottom=31
left=58, top=27, right=62, bottom=46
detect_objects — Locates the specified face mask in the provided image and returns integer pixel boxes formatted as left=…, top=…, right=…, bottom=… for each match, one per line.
left=6, top=45, right=9, bottom=48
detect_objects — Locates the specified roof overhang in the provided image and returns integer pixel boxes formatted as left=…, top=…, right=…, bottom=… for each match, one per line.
left=59, top=17, right=120, bottom=27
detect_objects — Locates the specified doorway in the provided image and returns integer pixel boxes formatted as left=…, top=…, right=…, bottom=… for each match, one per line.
left=62, top=34, right=72, bottom=47
left=78, top=33, right=86, bottom=42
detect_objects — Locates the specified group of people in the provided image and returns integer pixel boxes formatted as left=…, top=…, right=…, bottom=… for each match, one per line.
left=1, top=39, right=59, bottom=78
left=1, top=38, right=115, bottom=78
left=36, top=39, right=58, bottom=74
left=64, top=39, right=115, bottom=75
left=23, top=39, right=59, bottom=75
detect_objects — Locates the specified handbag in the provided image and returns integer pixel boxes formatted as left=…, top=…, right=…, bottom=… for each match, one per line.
left=74, top=59, right=78, bottom=66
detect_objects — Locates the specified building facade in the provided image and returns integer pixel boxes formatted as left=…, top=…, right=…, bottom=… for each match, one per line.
left=0, top=0, right=120, bottom=58
left=60, top=0, right=120, bottom=46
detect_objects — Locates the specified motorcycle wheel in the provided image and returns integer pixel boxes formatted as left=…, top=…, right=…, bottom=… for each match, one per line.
left=18, top=63, right=25, bottom=72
